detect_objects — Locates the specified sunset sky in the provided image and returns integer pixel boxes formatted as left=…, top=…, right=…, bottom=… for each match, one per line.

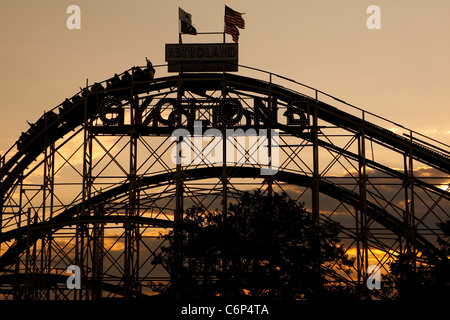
left=0, top=0, right=449, bottom=153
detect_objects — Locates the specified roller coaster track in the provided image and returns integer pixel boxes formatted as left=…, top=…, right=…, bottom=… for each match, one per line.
left=0, top=166, right=445, bottom=271
left=0, top=65, right=449, bottom=299
left=1, top=72, right=449, bottom=201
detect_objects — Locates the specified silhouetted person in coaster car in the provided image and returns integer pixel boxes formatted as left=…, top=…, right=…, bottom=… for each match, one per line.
left=46, top=110, right=58, bottom=124
left=133, top=66, right=143, bottom=80
left=91, top=82, right=104, bottom=92
left=17, top=131, right=30, bottom=150
left=35, top=116, right=45, bottom=129
left=107, top=74, right=121, bottom=89
left=62, top=98, right=72, bottom=109
left=71, top=95, right=82, bottom=104
left=80, top=87, right=89, bottom=97
left=121, top=71, right=131, bottom=83
left=59, top=98, right=73, bottom=115
left=146, top=58, right=155, bottom=80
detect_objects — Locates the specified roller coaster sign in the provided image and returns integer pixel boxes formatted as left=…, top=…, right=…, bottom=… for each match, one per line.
left=98, top=96, right=310, bottom=129
left=166, top=43, right=238, bottom=72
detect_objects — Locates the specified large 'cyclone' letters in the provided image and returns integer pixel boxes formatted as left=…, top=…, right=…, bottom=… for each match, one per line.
left=99, top=96, right=308, bottom=129
left=99, top=96, right=124, bottom=126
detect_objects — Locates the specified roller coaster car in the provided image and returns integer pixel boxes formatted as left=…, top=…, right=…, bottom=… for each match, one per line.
left=132, top=62, right=156, bottom=94
left=133, top=66, right=143, bottom=79
left=138, top=69, right=155, bottom=82
left=106, top=74, right=121, bottom=89
left=45, top=111, right=58, bottom=124
left=91, top=82, right=105, bottom=92
left=137, top=60, right=156, bottom=81
left=106, top=74, right=131, bottom=98
left=58, top=95, right=86, bottom=128
left=15, top=111, right=58, bottom=151
left=71, top=95, right=83, bottom=105
left=106, top=74, right=131, bottom=99
left=146, top=61, right=155, bottom=80
left=16, top=132, right=29, bottom=150
left=121, top=71, right=131, bottom=83
left=80, top=88, right=89, bottom=98
left=59, top=98, right=73, bottom=114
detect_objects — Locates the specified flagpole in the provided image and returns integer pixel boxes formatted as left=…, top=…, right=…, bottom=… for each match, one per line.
left=178, top=18, right=182, bottom=44
left=223, top=9, right=226, bottom=43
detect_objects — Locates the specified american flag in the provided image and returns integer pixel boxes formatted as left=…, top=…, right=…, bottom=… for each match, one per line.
left=224, top=6, right=245, bottom=43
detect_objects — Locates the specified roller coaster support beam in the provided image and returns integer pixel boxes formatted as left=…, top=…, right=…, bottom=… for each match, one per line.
left=312, top=96, right=321, bottom=298
left=357, top=116, right=369, bottom=292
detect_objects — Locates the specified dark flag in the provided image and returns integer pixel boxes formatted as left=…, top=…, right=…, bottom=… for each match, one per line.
left=179, top=7, right=197, bottom=35
left=224, top=5, right=245, bottom=43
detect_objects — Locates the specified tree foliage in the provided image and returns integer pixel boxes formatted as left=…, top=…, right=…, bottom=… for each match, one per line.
left=153, top=191, right=355, bottom=300
left=386, top=220, right=450, bottom=301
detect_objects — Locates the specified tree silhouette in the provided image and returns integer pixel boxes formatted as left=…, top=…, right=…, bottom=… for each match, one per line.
left=153, top=191, right=355, bottom=300
left=386, top=220, right=450, bottom=301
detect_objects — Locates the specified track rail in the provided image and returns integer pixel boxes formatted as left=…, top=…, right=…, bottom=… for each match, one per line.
left=1, top=70, right=448, bottom=203
left=0, top=167, right=444, bottom=271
